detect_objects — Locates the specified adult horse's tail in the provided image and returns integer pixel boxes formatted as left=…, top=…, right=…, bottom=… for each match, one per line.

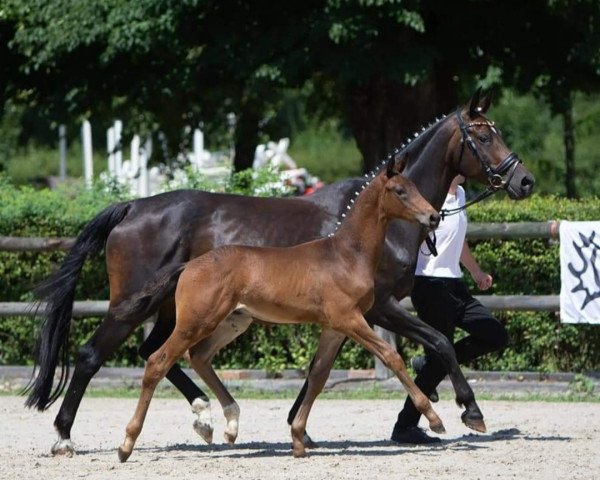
left=24, top=202, right=131, bottom=411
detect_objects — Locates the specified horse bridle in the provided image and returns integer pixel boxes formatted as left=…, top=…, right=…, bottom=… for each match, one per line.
left=423, top=108, right=523, bottom=256
left=438, top=108, right=523, bottom=219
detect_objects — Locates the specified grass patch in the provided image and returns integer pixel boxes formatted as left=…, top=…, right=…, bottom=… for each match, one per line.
left=4, top=383, right=597, bottom=403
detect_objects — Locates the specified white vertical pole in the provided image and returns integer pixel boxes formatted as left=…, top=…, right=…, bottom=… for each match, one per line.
left=193, top=128, right=204, bottom=168
left=58, top=124, right=67, bottom=181
left=130, top=134, right=140, bottom=176
left=81, top=120, right=93, bottom=188
left=107, top=126, right=116, bottom=176
left=114, top=120, right=123, bottom=178
left=138, top=137, right=150, bottom=197
left=374, top=326, right=397, bottom=379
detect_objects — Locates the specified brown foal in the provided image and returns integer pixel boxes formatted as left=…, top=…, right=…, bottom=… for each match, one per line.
left=117, top=157, right=442, bottom=461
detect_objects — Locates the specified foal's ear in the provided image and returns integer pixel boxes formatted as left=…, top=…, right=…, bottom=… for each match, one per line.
left=386, top=152, right=407, bottom=178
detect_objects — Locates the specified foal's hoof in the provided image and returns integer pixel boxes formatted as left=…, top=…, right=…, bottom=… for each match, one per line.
left=51, top=438, right=75, bottom=457
left=193, top=419, right=214, bottom=444
left=224, top=431, right=237, bottom=446
left=461, top=411, right=487, bottom=433
left=429, top=420, right=446, bottom=434
left=292, top=446, right=307, bottom=458
left=117, top=446, right=132, bottom=463
left=304, top=432, right=319, bottom=449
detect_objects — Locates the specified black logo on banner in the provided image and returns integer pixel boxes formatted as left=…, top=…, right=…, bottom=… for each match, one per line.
left=568, top=230, right=600, bottom=310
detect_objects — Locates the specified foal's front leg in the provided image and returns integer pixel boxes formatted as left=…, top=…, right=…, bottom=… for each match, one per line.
left=340, top=312, right=446, bottom=435
left=290, top=328, right=347, bottom=457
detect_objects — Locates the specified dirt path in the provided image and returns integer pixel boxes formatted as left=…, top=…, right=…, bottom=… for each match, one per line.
left=1, top=396, right=598, bottom=479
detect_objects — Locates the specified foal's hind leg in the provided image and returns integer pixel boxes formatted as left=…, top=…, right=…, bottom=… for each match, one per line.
left=118, top=332, right=194, bottom=462
left=187, top=311, right=253, bottom=445
left=339, top=312, right=445, bottom=435
left=138, top=303, right=213, bottom=436
left=290, top=328, right=347, bottom=457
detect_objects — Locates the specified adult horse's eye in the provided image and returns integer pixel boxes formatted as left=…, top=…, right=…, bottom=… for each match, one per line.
left=478, top=134, right=490, bottom=144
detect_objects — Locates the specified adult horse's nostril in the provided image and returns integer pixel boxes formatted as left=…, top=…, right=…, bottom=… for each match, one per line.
left=521, top=175, right=535, bottom=188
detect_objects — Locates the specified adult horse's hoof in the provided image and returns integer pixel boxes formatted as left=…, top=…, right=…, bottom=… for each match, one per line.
left=304, top=432, right=319, bottom=449
left=51, top=438, right=75, bottom=457
left=461, top=411, right=487, bottom=433
left=117, top=446, right=132, bottom=463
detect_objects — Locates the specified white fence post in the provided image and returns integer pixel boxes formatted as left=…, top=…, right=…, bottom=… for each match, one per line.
left=107, top=126, right=116, bottom=176
left=138, top=137, right=151, bottom=197
left=193, top=128, right=204, bottom=168
left=58, top=124, right=67, bottom=181
left=114, top=120, right=123, bottom=178
left=81, top=120, right=93, bottom=188
left=373, top=325, right=397, bottom=379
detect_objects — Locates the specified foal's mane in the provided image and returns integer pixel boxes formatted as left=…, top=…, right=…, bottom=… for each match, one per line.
left=328, top=113, right=449, bottom=237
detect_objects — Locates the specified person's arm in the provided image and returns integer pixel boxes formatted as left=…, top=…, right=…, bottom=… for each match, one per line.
left=460, top=241, right=493, bottom=291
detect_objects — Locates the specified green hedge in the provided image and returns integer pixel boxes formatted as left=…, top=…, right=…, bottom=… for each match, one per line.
left=1, top=176, right=599, bottom=373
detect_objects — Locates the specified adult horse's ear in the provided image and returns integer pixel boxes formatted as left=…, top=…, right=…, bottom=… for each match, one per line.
left=479, top=90, right=493, bottom=113
left=468, top=87, right=482, bottom=118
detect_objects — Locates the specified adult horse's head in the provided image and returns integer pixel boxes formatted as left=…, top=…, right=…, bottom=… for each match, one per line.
left=449, top=89, right=535, bottom=200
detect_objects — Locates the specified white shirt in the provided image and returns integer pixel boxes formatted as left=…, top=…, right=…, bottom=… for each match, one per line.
left=415, top=186, right=467, bottom=278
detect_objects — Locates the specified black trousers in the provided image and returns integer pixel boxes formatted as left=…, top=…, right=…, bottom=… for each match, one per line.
left=395, top=276, right=509, bottom=429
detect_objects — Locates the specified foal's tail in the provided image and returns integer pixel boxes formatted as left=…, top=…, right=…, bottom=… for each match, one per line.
left=111, top=263, right=187, bottom=323
left=24, top=202, right=131, bottom=411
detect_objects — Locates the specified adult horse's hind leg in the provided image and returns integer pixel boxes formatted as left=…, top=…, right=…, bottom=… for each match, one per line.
left=52, top=311, right=140, bottom=456
left=290, top=328, right=347, bottom=458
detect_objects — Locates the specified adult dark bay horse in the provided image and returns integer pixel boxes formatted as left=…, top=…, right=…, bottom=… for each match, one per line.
left=117, top=158, right=443, bottom=461
left=26, top=91, right=534, bottom=455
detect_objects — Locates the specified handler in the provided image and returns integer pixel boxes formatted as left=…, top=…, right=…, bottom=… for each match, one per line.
left=392, top=175, right=509, bottom=444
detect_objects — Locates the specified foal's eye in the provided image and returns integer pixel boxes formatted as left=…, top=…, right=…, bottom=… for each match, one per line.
left=395, top=186, right=407, bottom=198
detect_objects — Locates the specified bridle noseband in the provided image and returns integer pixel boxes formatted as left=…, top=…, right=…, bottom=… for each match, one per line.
left=439, top=109, right=523, bottom=219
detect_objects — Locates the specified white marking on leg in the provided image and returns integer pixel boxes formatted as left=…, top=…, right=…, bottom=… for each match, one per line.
left=51, top=435, right=75, bottom=457
left=191, top=397, right=213, bottom=444
left=223, top=402, right=240, bottom=445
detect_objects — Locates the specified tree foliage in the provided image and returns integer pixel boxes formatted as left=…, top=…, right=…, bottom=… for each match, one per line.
left=1, top=0, right=600, bottom=187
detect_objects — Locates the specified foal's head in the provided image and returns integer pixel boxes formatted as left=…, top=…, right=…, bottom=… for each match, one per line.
left=381, top=156, right=440, bottom=231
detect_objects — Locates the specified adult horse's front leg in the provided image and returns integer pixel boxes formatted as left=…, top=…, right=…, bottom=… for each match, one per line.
left=374, top=296, right=485, bottom=433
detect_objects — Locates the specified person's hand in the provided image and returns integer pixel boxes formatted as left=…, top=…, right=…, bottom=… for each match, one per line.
left=472, top=270, right=493, bottom=291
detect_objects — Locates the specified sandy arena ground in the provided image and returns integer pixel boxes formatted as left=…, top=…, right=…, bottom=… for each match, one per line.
left=1, top=396, right=599, bottom=479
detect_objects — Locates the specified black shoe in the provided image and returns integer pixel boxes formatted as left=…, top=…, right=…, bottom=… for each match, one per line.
left=391, top=426, right=441, bottom=445
left=411, top=355, right=439, bottom=403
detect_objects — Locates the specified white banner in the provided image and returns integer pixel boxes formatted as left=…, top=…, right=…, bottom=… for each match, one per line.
left=560, top=221, right=600, bottom=324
